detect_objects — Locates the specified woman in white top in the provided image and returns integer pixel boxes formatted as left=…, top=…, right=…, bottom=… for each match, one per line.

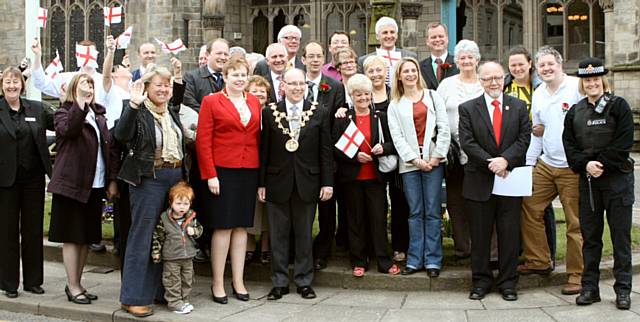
left=436, top=40, right=484, bottom=259
left=387, top=57, right=450, bottom=277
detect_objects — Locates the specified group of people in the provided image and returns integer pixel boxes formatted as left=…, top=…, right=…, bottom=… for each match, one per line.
left=0, top=15, right=635, bottom=318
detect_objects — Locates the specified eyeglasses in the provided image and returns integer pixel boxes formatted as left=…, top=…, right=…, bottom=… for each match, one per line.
left=339, top=60, right=356, bottom=66
left=479, top=76, right=504, bottom=84
left=285, top=81, right=307, bottom=87
left=150, top=83, right=172, bottom=88
left=282, top=36, right=300, bottom=41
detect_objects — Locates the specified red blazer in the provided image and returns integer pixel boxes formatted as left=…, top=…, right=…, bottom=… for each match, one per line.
left=196, top=91, right=261, bottom=179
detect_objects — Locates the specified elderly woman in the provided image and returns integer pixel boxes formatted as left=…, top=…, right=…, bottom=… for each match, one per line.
left=196, top=57, right=262, bottom=304
left=335, top=47, right=359, bottom=107
left=563, top=58, right=635, bottom=310
left=363, top=55, right=409, bottom=262
left=334, top=74, right=400, bottom=277
left=245, top=75, right=272, bottom=265
left=387, top=57, right=450, bottom=277
left=0, top=67, right=53, bottom=298
left=435, top=39, right=484, bottom=260
left=47, top=73, right=114, bottom=304
left=116, top=60, right=184, bottom=317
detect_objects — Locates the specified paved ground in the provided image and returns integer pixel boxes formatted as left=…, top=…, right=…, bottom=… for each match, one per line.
left=0, top=310, right=78, bottom=322
left=0, top=261, right=638, bottom=322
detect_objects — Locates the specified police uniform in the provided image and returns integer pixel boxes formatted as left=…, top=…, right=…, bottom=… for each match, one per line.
left=562, top=58, right=635, bottom=309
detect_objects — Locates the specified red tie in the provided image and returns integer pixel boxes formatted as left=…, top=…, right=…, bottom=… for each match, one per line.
left=435, top=57, right=443, bottom=81
left=492, top=99, right=502, bottom=145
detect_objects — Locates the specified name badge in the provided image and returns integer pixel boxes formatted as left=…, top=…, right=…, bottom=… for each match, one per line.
left=587, top=119, right=606, bottom=126
left=25, top=117, right=36, bottom=122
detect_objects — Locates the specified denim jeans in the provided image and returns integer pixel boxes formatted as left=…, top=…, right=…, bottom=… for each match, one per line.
left=120, top=168, right=182, bottom=306
left=402, top=166, right=444, bottom=269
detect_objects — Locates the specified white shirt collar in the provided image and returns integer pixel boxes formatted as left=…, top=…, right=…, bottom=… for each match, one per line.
left=307, top=74, right=322, bottom=85
left=285, top=98, right=303, bottom=114
left=484, top=93, right=503, bottom=122
left=431, top=51, right=448, bottom=62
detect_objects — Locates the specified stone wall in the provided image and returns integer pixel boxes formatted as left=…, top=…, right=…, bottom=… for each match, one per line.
left=0, top=0, right=26, bottom=68
left=412, top=1, right=440, bottom=60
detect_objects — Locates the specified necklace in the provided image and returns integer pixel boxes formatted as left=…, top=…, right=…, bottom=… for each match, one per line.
left=269, top=101, right=318, bottom=152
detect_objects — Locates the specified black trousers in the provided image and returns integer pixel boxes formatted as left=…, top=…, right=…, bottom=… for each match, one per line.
left=466, top=195, right=521, bottom=291
left=115, top=180, right=131, bottom=272
left=390, top=173, right=409, bottom=253
left=267, top=185, right=317, bottom=287
left=343, top=180, right=393, bottom=272
left=313, top=183, right=347, bottom=260
left=579, top=173, right=633, bottom=295
left=0, top=171, right=45, bottom=291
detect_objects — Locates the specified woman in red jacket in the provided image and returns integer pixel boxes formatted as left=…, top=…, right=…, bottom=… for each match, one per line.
left=196, top=57, right=261, bottom=304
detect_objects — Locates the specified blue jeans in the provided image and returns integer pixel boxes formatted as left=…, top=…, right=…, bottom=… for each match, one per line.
left=402, top=166, right=444, bottom=269
left=119, top=168, right=182, bottom=306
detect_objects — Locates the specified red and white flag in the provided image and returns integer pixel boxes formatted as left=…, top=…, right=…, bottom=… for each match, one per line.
left=335, top=120, right=365, bottom=158
left=75, top=44, right=99, bottom=69
left=155, top=38, right=187, bottom=55
left=37, top=7, right=48, bottom=29
left=115, top=25, right=133, bottom=49
left=103, top=6, right=123, bottom=26
left=45, top=50, right=64, bottom=79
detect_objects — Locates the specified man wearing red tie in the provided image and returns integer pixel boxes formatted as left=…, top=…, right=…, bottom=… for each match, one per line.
left=458, top=61, right=531, bottom=301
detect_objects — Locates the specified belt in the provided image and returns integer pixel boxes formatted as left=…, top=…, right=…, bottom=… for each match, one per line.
left=154, top=160, right=183, bottom=169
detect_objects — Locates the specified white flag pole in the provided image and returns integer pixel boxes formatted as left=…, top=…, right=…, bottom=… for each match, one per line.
left=25, top=0, right=41, bottom=100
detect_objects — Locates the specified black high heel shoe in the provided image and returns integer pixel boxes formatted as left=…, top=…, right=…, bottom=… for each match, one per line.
left=65, top=286, right=91, bottom=305
left=232, top=283, right=249, bottom=301
left=211, top=286, right=228, bottom=304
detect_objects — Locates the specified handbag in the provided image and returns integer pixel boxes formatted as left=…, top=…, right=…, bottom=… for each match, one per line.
left=376, top=115, right=398, bottom=173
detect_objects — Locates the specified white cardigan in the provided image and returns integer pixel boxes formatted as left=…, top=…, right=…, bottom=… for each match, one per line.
left=387, top=89, right=451, bottom=174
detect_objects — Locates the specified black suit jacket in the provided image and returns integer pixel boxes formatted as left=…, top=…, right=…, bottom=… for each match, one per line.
left=419, top=54, right=459, bottom=90
left=0, top=98, right=54, bottom=187
left=314, top=74, right=345, bottom=123
left=333, top=109, right=396, bottom=183
left=259, top=99, right=334, bottom=203
left=458, top=94, right=531, bottom=202
left=183, top=67, right=224, bottom=112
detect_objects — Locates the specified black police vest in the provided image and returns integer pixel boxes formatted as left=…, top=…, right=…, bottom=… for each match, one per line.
left=571, top=96, right=617, bottom=156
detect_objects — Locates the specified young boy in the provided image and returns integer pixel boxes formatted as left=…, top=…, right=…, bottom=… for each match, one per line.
left=152, top=182, right=203, bottom=314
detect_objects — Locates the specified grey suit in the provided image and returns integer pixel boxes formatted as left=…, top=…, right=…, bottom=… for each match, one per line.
left=183, top=67, right=223, bottom=112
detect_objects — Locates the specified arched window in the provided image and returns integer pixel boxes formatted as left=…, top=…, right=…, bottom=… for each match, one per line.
left=88, top=4, right=104, bottom=67
left=50, top=6, right=66, bottom=68
left=69, top=5, right=85, bottom=69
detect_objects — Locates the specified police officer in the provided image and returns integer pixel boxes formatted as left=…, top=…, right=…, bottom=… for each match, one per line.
left=562, top=57, right=635, bottom=310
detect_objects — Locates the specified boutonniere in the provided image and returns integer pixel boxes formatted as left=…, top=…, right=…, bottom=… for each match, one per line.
left=441, top=62, right=453, bottom=70
left=319, top=81, right=331, bottom=93
left=562, top=102, right=570, bottom=114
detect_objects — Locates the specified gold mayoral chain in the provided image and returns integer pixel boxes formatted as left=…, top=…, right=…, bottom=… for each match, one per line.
left=269, top=101, right=318, bottom=152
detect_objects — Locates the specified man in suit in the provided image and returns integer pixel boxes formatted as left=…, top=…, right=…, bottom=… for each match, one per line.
left=258, top=68, right=334, bottom=300
left=262, top=43, right=288, bottom=104
left=419, top=23, right=459, bottom=90
left=131, top=43, right=157, bottom=82
left=254, top=25, right=305, bottom=78
left=458, top=61, right=531, bottom=302
left=301, top=41, right=346, bottom=270
left=183, top=38, right=230, bottom=112
left=357, top=16, right=417, bottom=81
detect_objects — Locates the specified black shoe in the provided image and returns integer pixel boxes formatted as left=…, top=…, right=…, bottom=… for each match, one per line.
left=232, top=284, right=250, bottom=301
left=89, top=243, right=106, bottom=252
left=4, top=290, right=18, bottom=298
left=211, top=286, right=228, bottom=304
left=501, top=288, right=518, bottom=301
left=576, top=290, right=601, bottom=305
left=401, top=267, right=424, bottom=275
left=469, top=287, right=488, bottom=300
left=426, top=268, right=440, bottom=278
left=267, top=287, right=289, bottom=300
left=296, top=286, right=316, bottom=299
left=313, top=258, right=327, bottom=271
left=260, top=251, right=272, bottom=265
left=24, top=286, right=45, bottom=294
left=82, top=290, right=98, bottom=301
left=65, top=286, right=91, bottom=304
left=193, top=249, right=209, bottom=263
left=616, top=293, right=631, bottom=310
left=245, top=251, right=255, bottom=264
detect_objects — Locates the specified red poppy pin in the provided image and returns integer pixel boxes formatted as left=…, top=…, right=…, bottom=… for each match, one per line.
left=562, top=102, right=570, bottom=114
left=441, top=62, right=453, bottom=70
left=319, top=81, right=331, bottom=93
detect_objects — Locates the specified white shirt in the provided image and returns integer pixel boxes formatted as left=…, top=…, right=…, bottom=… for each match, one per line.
left=32, top=67, right=104, bottom=102
left=343, top=83, right=353, bottom=107
left=484, top=93, right=503, bottom=124
left=526, top=75, right=582, bottom=167
left=305, top=74, right=321, bottom=102
left=285, top=98, right=303, bottom=139
left=431, top=51, right=449, bottom=77
left=96, top=80, right=124, bottom=129
left=271, top=71, right=284, bottom=102
left=85, top=107, right=105, bottom=188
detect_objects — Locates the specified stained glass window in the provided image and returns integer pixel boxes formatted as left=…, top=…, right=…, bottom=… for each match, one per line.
left=89, top=4, right=105, bottom=69
left=50, top=7, right=66, bottom=71
left=69, top=5, right=85, bottom=70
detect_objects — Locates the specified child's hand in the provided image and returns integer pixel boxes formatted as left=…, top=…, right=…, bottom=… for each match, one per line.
left=152, top=254, right=161, bottom=261
left=186, top=227, right=195, bottom=236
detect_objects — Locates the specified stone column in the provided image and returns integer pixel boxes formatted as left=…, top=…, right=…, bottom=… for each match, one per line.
left=400, top=1, right=423, bottom=53
left=368, top=0, right=399, bottom=52
left=600, top=0, right=614, bottom=68
left=202, top=0, right=226, bottom=41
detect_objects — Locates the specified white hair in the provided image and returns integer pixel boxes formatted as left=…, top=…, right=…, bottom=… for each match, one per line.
left=375, top=17, right=398, bottom=34
left=265, top=43, right=287, bottom=58
left=277, top=25, right=302, bottom=41
left=454, top=39, right=481, bottom=62
left=198, top=45, right=207, bottom=55
left=230, top=46, right=247, bottom=56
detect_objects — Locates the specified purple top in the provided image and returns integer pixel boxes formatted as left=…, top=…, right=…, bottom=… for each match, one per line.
left=322, top=62, right=342, bottom=82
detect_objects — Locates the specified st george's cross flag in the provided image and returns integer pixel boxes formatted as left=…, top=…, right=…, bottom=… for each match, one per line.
left=37, top=7, right=48, bottom=29
left=335, top=120, right=365, bottom=158
left=115, top=25, right=133, bottom=49
left=103, top=6, right=123, bottom=26
left=75, top=44, right=99, bottom=69
left=45, top=50, right=64, bottom=79
left=155, top=38, right=187, bottom=55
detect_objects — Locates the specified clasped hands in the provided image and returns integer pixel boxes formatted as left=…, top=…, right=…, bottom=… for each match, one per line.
left=412, top=157, right=441, bottom=172
left=488, top=157, right=509, bottom=178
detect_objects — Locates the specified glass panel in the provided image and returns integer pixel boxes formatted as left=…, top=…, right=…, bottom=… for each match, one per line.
left=348, top=10, right=366, bottom=57
left=479, top=5, right=498, bottom=61
left=567, top=0, right=590, bottom=61
left=293, top=10, right=311, bottom=44
left=593, top=2, right=605, bottom=59
left=503, top=1, right=524, bottom=59
left=542, top=2, right=564, bottom=55
left=89, top=5, right=105, bottom=69
left=69, top=5, right=85, bottom=70
left=50, top=7, right=66, bottom=71
left=326, top=9, right=343, bottom=59
left=252, top=11, right=269, bottom=55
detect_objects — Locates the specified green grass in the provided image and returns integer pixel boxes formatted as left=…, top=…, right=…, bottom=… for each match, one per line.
left=43, top=194, right=114, bottom=240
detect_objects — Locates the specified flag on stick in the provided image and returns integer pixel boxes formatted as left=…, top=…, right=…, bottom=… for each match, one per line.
left=115, top=25, right=133, bottom=49
left=335, top=120, right=365, bottom=158
left=45, top=50, right=64, bottom=79
left=155, top=38, right=187, bottom=55
left=37, top=7, right=48, bottom=29
left=75, top=44, right=99, bottom=69
left=103, top=6, right=123, bottom=26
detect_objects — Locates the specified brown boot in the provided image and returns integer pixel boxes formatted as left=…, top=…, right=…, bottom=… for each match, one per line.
left=121, top=304, right=154, bottom=317
left=561, top=283, right=582, bottom=295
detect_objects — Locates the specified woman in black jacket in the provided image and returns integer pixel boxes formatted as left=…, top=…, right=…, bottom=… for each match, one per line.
left=334, top=74, right=400, bottom=277
left=116, top=60, right=185, bottom=318
left=0, top=67, right=54, bottom=298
